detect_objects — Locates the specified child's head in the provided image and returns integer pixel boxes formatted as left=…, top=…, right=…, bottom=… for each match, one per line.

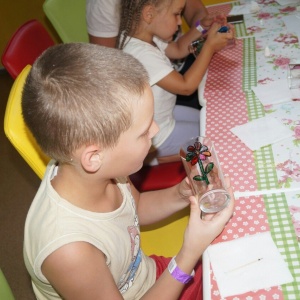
left=22, top=43, right=150, bottom=163
left=118, top=0, right=175, bottom=49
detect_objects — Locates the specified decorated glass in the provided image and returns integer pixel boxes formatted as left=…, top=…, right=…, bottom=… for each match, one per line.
left=179, top=136, right=230, bottom=214
left=288, top=60, right=300, bottom=89
left=188, top=38, right=206, bottom=58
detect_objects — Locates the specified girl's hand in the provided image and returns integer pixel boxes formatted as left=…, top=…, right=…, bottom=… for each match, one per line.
left=205, top=23, right=235, bottom=53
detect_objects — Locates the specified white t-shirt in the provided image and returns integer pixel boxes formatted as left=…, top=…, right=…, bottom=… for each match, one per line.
left=123, top=36, right=176, bottom=148
left=86, top=0, right=120, bottom=38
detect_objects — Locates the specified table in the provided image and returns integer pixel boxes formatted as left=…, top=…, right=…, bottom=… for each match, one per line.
left=200, top=1, right=300, bottom=299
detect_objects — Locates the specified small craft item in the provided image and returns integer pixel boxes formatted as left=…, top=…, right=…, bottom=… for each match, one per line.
left=179, top=136, right=230, bottom=216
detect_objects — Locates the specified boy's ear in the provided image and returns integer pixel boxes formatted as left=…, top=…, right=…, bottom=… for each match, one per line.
left=81, top=145, right=104, bottom=173
left=142, top=4, right=156, bottom=24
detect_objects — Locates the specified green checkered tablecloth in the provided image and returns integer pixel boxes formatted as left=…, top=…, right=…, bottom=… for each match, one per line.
left=244, top=37, right=300, bottom=300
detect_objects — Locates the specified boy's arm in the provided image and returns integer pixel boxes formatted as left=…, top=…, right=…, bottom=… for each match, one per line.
left=131, top=177, right=192, bottom=226
left=42, top=242, right=123, bottom=300
left=141, top=182, right=235, bottom=299
left=42, top=188, right=234, bottom=300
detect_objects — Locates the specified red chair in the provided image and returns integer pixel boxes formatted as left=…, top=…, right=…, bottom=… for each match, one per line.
left=130, top=161, right=186, bottom=192
left=1, top=19, right=55, bottom=79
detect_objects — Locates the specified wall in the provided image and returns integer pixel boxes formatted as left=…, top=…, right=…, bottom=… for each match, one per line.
left=0, top=0, right=228, bottom=67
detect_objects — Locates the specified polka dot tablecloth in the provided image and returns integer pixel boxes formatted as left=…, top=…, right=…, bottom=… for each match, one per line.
left=204, top=39, right=257, bottom=194
left=203, top=2, right=300, bottom=299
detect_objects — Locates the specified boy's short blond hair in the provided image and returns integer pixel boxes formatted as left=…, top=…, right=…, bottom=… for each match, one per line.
left=22, top=43, right=149, bottom=163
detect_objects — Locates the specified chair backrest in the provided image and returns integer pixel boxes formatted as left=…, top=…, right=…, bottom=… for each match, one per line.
left=4, top=65, right=50, bottom=179
left=1, top=20, right=55, bottom=79
left=0, top=269, right=15, bottom=300
left=43, top=0, right=89, bottom=43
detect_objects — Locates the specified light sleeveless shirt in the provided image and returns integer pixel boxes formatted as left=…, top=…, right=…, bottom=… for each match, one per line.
left=24, top=160, right=156, bottom=299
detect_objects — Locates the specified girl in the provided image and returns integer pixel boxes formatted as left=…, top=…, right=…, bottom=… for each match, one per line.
left=118, top=0, right=234, bottom=164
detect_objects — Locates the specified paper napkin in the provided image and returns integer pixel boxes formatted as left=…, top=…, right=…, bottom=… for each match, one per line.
left=276, top=0, right=299, bottom=5
left=230, top=116, right=293, bottom=151
left=282, top=15, right=300, bottom=42
left=207, top=232, right=293, bottom=298
left=252, top=79, right=300, bottom=106
left=228, top=2, right=260, bottom=15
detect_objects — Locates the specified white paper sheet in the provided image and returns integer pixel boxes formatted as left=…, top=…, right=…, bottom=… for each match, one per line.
left=282, top=15, right=300, bottom=42
left=252, top=79, right=300, bottom=106
left=228, top=2, right=260, bottom=15
left=276, top=0, right=300, bottom=5
left=230, top=116, right=293, bottom=151
left=207, top=232, right=294, bottom=298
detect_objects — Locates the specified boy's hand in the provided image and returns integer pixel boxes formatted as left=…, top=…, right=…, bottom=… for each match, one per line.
left=181, top=177, right=235, bottom=260
left=177, top=177, right=194, bottom=203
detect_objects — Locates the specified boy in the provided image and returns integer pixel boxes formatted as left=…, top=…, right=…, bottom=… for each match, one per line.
left=22, top=43, right=234, bottom=299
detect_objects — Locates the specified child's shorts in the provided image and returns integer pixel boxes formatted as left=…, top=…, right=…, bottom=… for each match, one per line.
left=150, top=255, right=203, bottom=300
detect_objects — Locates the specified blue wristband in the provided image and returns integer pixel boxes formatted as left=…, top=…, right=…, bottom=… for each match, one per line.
left=168, top=256, right=195, bottom=284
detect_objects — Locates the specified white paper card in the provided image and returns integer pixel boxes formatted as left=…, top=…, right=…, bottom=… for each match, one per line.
left=252, top=79, right=300, bottom=106
left=230, top=116, right=293, bottom=151
left=228, top=2, right=260, bottom=15
left=276, top=0, right=299, bottom=5
left=207, top=232, right=294, bottom=298
left=282, top=15, right=300, bottom=42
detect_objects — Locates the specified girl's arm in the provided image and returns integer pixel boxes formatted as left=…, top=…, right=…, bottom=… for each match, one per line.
left=166, top=26, right=206, bottom=60
left=161, top=23, right=234, bottom=96
left=166, top=18, right=232, bottom=60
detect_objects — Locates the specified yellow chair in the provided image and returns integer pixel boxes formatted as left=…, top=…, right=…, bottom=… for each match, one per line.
left=0, top=269, right=15, bottom=300
left=140, top=209, right=189, bottom=257
left=4, top=65, right=50, bottom=179
left=181, top=18, right=190, bottom=35
left=4, top=65, right=189, bottom=257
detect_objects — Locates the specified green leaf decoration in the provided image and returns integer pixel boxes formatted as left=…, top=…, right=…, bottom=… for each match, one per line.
left=193, top=175, right=206, bottom=181
left=205, top=162, right=214, bottom=174
left=186, top=153, right=194, bottom=161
